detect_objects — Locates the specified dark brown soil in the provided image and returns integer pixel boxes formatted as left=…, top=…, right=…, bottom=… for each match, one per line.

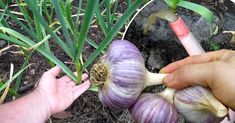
left=0, top=0, right=235, bottom=123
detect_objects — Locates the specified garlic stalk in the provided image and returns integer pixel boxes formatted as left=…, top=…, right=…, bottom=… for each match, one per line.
left=90, top=40, right=166, bottom=109
left=130, top=93, right=178, bottom=123
left=174, top=86, right=227, bottom=123
left=157, top=86, right=228, bottom=123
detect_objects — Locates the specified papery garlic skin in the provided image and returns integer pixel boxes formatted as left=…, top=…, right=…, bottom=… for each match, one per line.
left=92, top=40, right=146, bottom=109
left=130, top=93, right=178, bottom=123
left=174, top=86, right=227, bottom=123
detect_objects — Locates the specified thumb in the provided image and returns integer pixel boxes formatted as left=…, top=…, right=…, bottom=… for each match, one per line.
left=163, top=62, right=221, bottom=89
left=46, top=66, right=61, bottom=77
left=72, top=80, right=90, bottom=100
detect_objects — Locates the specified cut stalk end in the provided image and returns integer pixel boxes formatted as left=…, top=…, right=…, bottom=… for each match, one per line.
left=158, top=88, right=176, bottom=104
left=207, top=97, right=228, bottom=117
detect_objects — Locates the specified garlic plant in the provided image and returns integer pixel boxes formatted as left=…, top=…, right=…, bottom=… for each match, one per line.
left=90, top=40, right=167, bottom=109
left=90, top=40, right=228, bottom=123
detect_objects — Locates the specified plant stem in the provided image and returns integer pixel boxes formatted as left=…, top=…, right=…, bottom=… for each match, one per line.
left=75, top=63, right=82, bottom=84
left=145, top=71, right=167, bottom=87
left=207, top=95, right=228, bottom=117
left=159, top=88, right=176, bottom=104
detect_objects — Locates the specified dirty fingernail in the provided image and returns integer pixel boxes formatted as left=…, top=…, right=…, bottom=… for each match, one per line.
left=159, top=69, right=165, bottom=73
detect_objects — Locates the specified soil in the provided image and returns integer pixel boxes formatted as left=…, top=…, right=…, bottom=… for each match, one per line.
left=0, top=0, right=235, bottom=123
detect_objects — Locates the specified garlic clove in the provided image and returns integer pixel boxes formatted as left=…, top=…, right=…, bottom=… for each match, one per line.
left=130, top=93, right=178, bottom=123
left=174, top=86, right=228, bottom=123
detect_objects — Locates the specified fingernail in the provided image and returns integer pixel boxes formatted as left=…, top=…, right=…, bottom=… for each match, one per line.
left=164, top=74, right=174, bottom=84
left=159, top=68, right=165, bottom=73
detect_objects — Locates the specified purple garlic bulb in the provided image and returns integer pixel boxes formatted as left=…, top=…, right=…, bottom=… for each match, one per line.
left=90, top=40, right=166, bottom=109
left=174, top=86, right=228, bottom=123
left=130, top=93, right=178, bottom=123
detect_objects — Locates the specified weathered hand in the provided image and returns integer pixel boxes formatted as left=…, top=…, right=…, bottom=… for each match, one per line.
left=36, top=66, right=90, bottom=115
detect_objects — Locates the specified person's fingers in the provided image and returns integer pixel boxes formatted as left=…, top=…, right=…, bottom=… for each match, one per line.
left=58, top=75, right=72, bottom=83
left=68, top=81, right=76, bottom=87
left=46, top=66, right=61, bottom=77
left=160, top=49, right=232, bottom=73
left=72, top=80, right=90, bottom=100
left=163, top=61, right=222, bottom=89
left=82, top=73, right=88, bottom=80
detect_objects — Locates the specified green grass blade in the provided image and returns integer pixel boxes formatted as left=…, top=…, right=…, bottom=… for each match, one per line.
left=85, top=38, right=105, bottom=54
left=16, top=0, right=35, bottom=36
left=0, top=64, right=30, bottom=92
left=41, top=0, right=52, bottom=52
left=65, top=0, right=75, bottom=30
left=42, top=0, right=53, bottom=24
left=163, top=0, right=174, bottom=8
left=75, top=0, right=83, bottom=30
left=105, top=0, right=112, bottom=30
left=76, top=0, right=99, bottom=61
left=111, top=0, right=118, bottom=23
left=51, top=0, right=76, bottom=54
left=38, top=50, right=77, bottom=81
left=34, top=16, right=43, bottom=41
left=96, top=7, right=109, bottom=36
left=33, top=0, right=44, bottom=41
left=0, top=1, right=38, bottom=42
left=0, top=31, right=77, bottom=82
left=0, top=11, right=9, bottom=27
left=14, top=50, right=34, bottom=94
left=28, top=34, right=52, bottom=49
left=83, top=0, right=143, bottom=70
left=177, top=1, right=214, bottom=23
left=1, top=19, right=10, bottom=28
left=89, top=85, right=98, bottom=92
left=0, top=5, right=10, bottom=27
left=24, top=0, right=75, bottom=59
left=0, top=13, right=4, bottom=24
left=0, top=33, right=28, bottom=47
left=0, top=82, right=17, bottom=96
left=0, top=27, right=36, bottom=46
left=127, top=0, right=131, bottom=7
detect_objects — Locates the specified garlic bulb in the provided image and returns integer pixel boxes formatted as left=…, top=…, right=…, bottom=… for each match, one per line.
left=174, top=86, right=228, bottom=123
left=90, top=40, right=166, bottom=109
left=130, top=93, right=178, bottom=123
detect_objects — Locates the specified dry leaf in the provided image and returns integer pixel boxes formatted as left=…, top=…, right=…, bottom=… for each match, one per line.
left=52, top=111, right=73, bottom=119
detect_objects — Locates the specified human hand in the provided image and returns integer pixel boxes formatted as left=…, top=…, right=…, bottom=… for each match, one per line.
left=35, top=66, right=90, bottom=115
left=160, top=49, right=235, bottom=110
